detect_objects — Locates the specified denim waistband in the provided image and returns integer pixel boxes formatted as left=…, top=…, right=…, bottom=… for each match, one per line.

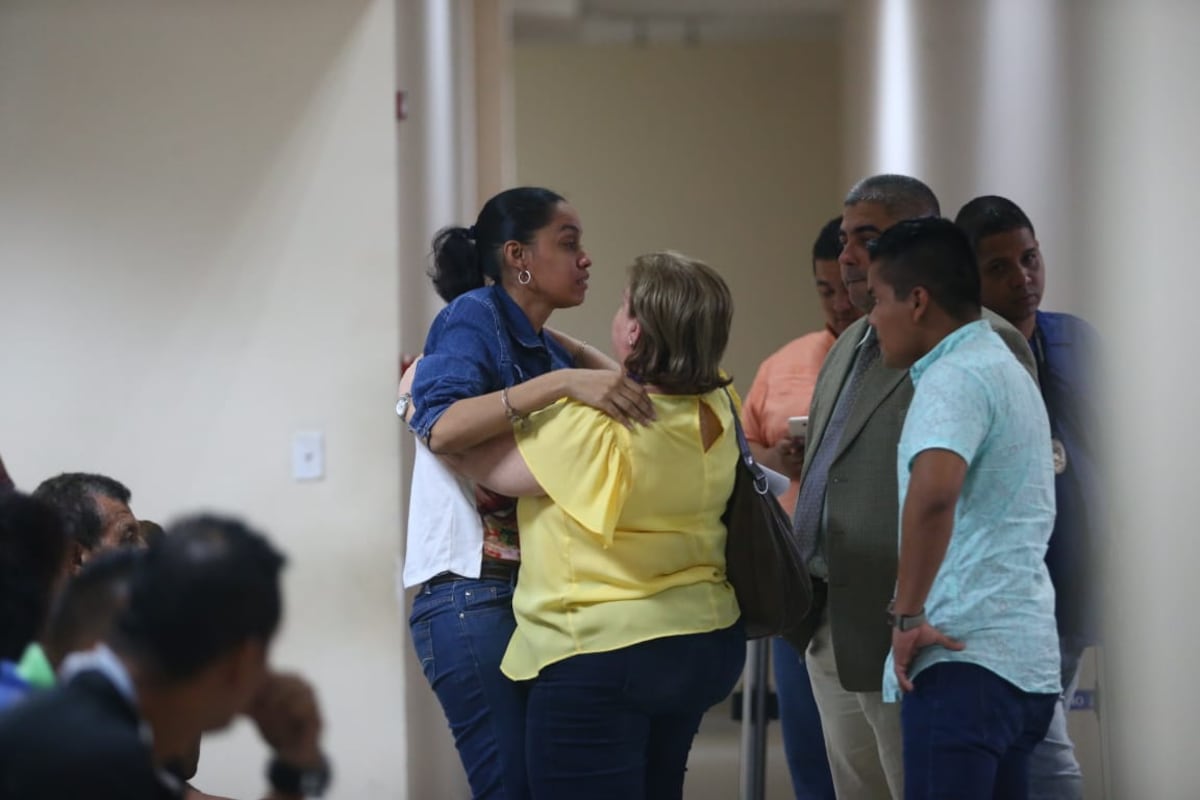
left=423, top=560, right=518, bottom=590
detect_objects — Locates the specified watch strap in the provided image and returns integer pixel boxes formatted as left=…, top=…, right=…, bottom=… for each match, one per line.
left=886, top=600, right=927, bottom=632
left=267, top=755, right=331, bottom=797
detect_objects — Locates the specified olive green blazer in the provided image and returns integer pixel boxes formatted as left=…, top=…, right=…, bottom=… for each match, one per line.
left=792, top=308, right=1036, bottom=692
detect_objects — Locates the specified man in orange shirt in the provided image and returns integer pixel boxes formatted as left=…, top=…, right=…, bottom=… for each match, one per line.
left=744, top=216, right=861, bottom=506
left=742, top=216, right=862, bottom=798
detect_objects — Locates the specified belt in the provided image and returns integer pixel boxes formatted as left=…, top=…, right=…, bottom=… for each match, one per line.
left=424, top=560, right=519, bottom=589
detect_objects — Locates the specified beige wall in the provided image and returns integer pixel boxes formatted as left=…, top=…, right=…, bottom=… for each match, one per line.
left=0, top=1, right=407, bottom=797
left=1078, top=2, right=1200, bottom=795
left=513, top=39, right=843, bottom=393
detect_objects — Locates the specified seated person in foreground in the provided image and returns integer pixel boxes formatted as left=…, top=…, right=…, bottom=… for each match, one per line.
left=0, top=515, right=331, bottom=800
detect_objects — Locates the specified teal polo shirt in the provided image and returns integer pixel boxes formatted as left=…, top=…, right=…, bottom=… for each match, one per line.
left=883, top=320, right=1060, bottom=701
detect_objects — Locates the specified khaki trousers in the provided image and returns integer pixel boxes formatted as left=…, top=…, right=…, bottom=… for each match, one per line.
left=805, top=608, right=904, bottom=799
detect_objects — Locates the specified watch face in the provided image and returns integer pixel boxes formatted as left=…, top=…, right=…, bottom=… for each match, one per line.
left=301, top=771, right=331, bottom=795
left=269, top=758, right=331, bottom=797
left=395, top=393, right=411, bottom=417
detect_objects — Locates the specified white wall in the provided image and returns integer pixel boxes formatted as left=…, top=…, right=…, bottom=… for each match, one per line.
left=1077, top=2, right=1200, bottom=795
left=513, top=39, right=844, bottom=391
left=0, top=2, right=407, bottom=797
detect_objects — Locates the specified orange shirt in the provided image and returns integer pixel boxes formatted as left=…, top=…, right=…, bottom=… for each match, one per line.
left=742, top=328, right=837, bottom=513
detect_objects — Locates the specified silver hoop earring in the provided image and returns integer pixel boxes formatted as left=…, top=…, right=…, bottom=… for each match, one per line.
left=518, top=269, right=532, bottom=285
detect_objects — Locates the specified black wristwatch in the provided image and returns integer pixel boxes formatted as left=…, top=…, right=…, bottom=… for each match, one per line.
left=886, top=601, right=926, bottom=632
left=267, top=755, right=331, bottom=797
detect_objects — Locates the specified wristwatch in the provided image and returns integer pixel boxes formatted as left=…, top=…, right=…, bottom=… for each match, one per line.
left=886, top=601, right=926, bottom=632
left=267, top=755, right=331, bottom=797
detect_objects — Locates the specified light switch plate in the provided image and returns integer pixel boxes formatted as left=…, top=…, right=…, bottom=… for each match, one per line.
left=291, top=431, right=324, bottom=481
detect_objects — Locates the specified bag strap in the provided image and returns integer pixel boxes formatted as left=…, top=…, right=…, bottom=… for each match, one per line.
left=722, top=387, right=771, bottom=496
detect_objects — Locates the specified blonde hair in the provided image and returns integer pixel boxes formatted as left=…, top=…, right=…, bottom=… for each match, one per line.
left=623, top=251, right=733, bottom=394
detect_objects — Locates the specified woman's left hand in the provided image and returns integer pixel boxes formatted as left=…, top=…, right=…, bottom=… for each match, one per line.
left=564, top=369, right=656, bottom=428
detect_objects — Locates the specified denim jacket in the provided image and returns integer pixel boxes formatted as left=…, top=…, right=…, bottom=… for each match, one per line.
left=409, top=284, right=574, bottom=442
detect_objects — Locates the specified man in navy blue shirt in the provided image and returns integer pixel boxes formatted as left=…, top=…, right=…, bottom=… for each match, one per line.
left=956, top=196, right=1101, bottom=800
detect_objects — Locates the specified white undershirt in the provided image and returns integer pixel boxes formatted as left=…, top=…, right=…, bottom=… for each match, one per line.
left=399, top=440, right=486, bottom=589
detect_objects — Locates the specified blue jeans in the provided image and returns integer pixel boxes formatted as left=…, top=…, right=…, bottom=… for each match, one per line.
left=1028, top=638, right=1087, bottom=799
left=409, top=577, right=528, bottom=799
left=772, top=638, right=836, bottom=799
left=525, top=623, right=746, bottom=800
left=902, top=662, right=1058, bottom=800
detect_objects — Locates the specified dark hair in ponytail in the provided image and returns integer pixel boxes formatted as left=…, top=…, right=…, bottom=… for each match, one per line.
left=429, top=187, right=566, bottom=302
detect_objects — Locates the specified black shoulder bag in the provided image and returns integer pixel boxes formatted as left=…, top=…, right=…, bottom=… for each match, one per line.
left=720, top=389, right=814, bottom=647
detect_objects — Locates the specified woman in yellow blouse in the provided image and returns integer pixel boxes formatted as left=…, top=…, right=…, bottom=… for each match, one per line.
left=443, top=251, right=746, bottom=799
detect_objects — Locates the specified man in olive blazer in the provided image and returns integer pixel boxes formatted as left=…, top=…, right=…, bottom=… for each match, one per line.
left=791, top=175, right=1038, bottom=799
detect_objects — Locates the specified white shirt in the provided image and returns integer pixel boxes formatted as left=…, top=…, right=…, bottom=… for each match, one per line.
left=400, top=440, right=486, bottom=588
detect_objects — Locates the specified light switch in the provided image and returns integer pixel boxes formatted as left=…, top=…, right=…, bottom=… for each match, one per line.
left=291, top=431, right=325, bottom=481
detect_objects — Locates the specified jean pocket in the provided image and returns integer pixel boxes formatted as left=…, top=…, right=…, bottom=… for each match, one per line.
left=411, top=618, right=437, bottom=682
left=460, top=583, right=515, bottom=617
left=409, top=584, right=454, bottom=627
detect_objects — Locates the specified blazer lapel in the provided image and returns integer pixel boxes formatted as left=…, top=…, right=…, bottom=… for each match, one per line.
left=832, top=357, right=908, bottom=463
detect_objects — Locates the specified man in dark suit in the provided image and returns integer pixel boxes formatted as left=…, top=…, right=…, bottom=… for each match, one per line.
left=0, top=514, right=330, bottom=800
left=790, top=174, right=1037, bottom=798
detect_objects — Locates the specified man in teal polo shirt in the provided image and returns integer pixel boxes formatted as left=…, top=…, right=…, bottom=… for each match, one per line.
left=866, top=218, right=1060, bottom=799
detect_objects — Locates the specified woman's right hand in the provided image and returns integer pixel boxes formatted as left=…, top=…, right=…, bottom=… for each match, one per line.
left=564, top=369, right=656, bottom=428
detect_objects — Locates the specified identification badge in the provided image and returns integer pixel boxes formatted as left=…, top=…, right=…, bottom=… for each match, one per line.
left=1051, top=438, right=1068, bottom=475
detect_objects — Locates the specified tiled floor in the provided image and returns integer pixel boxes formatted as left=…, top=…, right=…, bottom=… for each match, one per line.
left=682, top=694, right=794, bottom=800
left=682, top=646, right=1108, bottom=800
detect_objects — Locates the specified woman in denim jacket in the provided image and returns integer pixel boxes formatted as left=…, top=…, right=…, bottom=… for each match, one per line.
left=401, top=187, right=654, bottom=799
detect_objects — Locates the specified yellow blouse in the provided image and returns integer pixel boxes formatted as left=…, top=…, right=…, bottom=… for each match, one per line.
left=501, top=388, right=742, bottom=680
